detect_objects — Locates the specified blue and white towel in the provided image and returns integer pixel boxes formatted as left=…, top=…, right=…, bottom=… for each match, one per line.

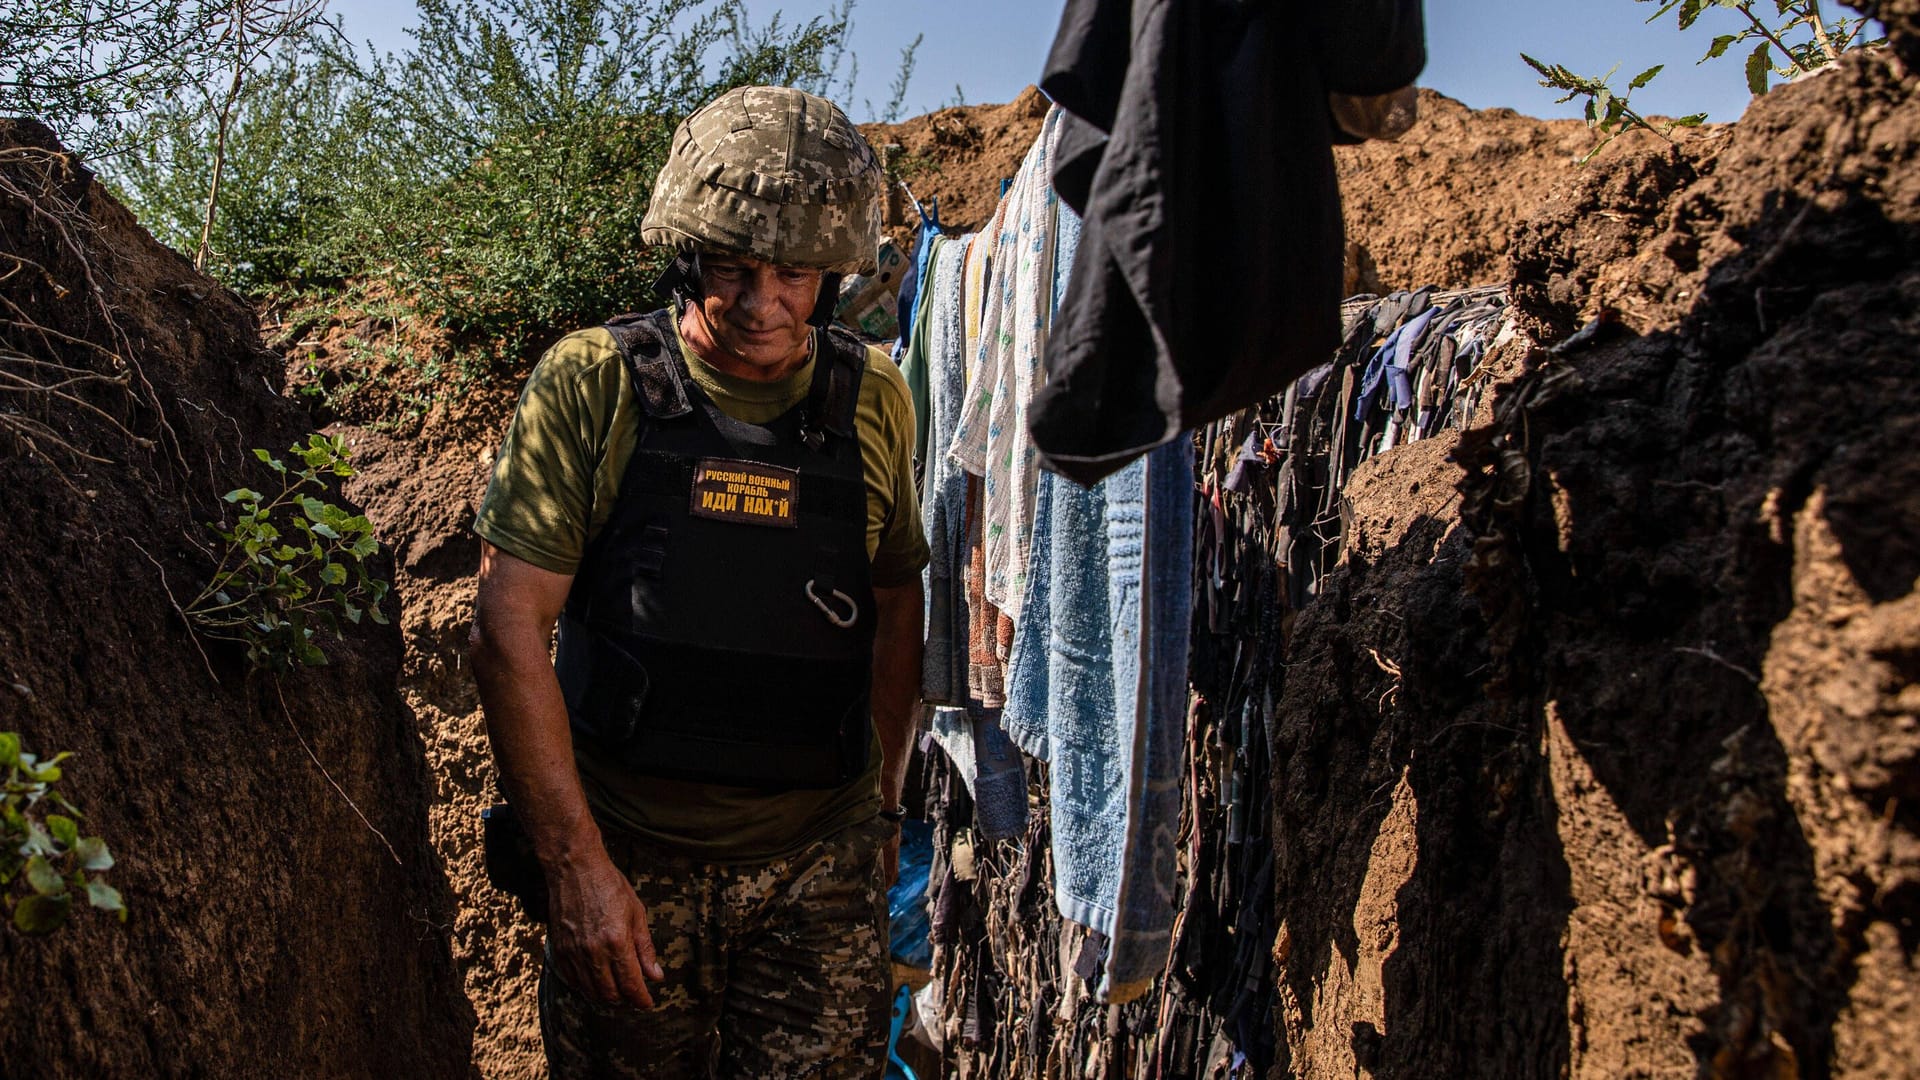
left=920, top=235, right=974, bottom=707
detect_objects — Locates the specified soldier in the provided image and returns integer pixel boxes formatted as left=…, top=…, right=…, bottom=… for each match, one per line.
left=468, top=85, right=928, bottom=1078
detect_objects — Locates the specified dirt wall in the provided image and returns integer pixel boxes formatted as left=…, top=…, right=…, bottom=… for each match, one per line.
left=0, top=121, right=474, bottom=1077
left=1268, top=47, right=1919, bottom=1077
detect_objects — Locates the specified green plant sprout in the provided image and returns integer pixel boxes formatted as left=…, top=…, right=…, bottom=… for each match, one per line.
left=1, top=732, right=125, bottom=935
left=1521, top=55, right=1704, bottom=164
left=185, top=434, right=390, bottom=670
left=1525, top=0, right=1884, bottom=162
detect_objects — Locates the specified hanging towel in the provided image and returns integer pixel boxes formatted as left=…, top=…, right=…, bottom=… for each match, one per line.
left=1027, top=0, right=1426, bottom=485
left=1100, top=436, right=1194, bottom=1002
left=896, top=234, right=943, bottom=468
left=1033, top=437, right=1194, bottom=1005
left=1002, top=194, right=1083, bottom=759
left=919, top=235, right=974, bottom=707
left=948, top=107, right=1065, bottom=621
left=1001, top=466, right=1065, bottom=761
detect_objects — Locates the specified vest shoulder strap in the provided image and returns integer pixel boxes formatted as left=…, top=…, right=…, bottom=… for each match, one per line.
left=815, top=324, right=869, bottom=441
left=601, top=310, right=692, bottom=421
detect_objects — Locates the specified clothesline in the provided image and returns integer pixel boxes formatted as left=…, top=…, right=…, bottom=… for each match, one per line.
left=894, top=108, right=1520, bottom=1077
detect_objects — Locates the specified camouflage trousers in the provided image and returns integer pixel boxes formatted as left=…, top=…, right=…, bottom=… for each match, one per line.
left=540, top=816, right=892, bottom=1079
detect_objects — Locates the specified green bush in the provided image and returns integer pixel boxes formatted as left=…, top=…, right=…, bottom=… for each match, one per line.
left=111, top=0, right=869, bottom=368
left=186, top=434, right=390, bottom=671
left=112, top=39, right=365, bottom=292
left=0, top=0, right=226, bottom=159
left=1525, top=0, right=1885, bottom=161
left=1, top=732, right=124, bottom=935
left=331, top=0, right=856, bottom=360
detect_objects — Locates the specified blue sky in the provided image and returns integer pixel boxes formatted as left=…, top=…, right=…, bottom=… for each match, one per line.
left=327, top=0, right=1873, bottom=125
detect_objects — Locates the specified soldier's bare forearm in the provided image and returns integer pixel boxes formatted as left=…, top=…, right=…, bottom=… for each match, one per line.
left=469, top=543, right=602, bottom=868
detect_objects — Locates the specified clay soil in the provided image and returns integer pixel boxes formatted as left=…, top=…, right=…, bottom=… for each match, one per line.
left=1269, top=46, right=1920, bottom=1078
left=4, top=23, right=1915, bottom=1077
left=0, top=121, right=474, bottom=1076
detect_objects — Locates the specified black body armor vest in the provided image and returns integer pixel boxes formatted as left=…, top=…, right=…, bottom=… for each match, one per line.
left=554, top=309, right=875, bottom=789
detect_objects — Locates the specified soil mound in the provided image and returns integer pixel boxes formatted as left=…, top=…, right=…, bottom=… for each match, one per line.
left=861, top=86, right=1718, bottom=295
left=1269, top=47, right=1919, bottom=1076
left=0, top=120, right=473, bottom=1076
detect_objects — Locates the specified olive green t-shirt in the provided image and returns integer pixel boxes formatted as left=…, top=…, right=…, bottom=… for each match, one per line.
left=473, top=318, right=929, bottom=862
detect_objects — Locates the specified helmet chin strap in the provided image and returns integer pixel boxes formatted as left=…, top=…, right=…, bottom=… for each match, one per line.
left=651, top=251, right=703, bottom=310
left=807, top=272, right=843, bottom=328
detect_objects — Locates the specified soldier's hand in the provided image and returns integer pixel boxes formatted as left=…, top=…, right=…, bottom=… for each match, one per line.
left=546, top=850, right=665, bottom=1008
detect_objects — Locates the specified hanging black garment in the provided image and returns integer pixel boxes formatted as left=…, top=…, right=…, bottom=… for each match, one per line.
left=1029, top=0, right=1427, bottom=486
left=555, top=309, right=876, bottom=789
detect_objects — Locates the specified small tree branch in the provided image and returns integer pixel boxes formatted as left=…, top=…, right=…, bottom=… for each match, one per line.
left=1803, top=0, right=1844, bottom=63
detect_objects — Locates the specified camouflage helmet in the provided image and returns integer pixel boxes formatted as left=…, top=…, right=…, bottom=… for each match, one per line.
left=642, top=85, right=885, bottom=275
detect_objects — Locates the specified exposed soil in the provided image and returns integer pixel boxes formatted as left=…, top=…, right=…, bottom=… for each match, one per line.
left=0, top=121, right=474, bottom=1076
left=1270, top=46, right=1920, bottom=1077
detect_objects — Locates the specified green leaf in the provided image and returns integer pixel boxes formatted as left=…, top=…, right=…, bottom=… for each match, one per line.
left=224, top=487, right=263, bottom=504
left=13, top=892, right=71, bottom=934
left=75, top=836, right=114, bottom=872
left=342, top=603, right=362, bottom=625
left=85, top=878, right=125, bottom=916
left=295, top=640, right=328, bottom=667
left=299, top=496, right=328, bottom=522
left=312, top=523, right=341, bottom=540
left=1630, top=64, right=1664, bottom=90
left=48, top=814, right=79, bottom=849
left=1747, top=43, right=1771, bottom=95
left=368, top=605, right=390, bottom=626
left=1702, top=34, right=1738, bottom=62
left=0, top=732, right=17, bottom=769
left=1671, top=113, right=1709, bottom=128
left=321, top=563, right=348, bottom=586
left=349, top=535, right=379, bottom=560
left=253, top=448, right=274, bottom=463
left=20, top=820, right=54, bottom=856
left=25, top=855, right=65, bottom=896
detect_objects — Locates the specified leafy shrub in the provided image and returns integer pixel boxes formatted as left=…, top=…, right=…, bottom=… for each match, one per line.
left=0, top=0, right=226, bottom=158
left=111, top=36, right=366, bottom=293
left=186, top=434, right=390, bottom=670
left=1525, top=0, right=1885, bottom=161
left=327, top=0, right=858, bottom=361
left=111, top=0, right=870, bottom=358
left=1, top=732, right=124, bottom=935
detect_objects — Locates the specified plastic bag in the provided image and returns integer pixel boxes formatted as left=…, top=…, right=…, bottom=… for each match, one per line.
left=887, top=818, right=934, bottom=968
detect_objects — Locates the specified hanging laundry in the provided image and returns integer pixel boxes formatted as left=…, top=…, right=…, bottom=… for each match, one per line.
left=1027, top=0, right=1428, bottom=485
left=914, top=234, right=973, bottom=708
left=949, top=106, right=1068, bottom=621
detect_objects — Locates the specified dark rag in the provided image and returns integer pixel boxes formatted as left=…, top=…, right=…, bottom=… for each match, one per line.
left=1028, top=0, right=1426, bottom=485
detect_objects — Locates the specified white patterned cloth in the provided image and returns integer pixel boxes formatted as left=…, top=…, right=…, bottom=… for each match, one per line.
left=947, top=106, right=1066, bottom=622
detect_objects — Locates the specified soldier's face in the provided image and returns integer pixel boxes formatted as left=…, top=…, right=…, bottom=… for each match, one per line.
left=690, top=253, right=822, bottom=377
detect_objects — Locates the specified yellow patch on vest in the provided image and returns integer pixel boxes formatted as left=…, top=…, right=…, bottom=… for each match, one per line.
left=689, top=458, right=800, bottom=528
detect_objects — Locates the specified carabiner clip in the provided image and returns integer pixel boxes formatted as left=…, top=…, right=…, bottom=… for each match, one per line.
left=805, top=579, right=860, bottom=629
